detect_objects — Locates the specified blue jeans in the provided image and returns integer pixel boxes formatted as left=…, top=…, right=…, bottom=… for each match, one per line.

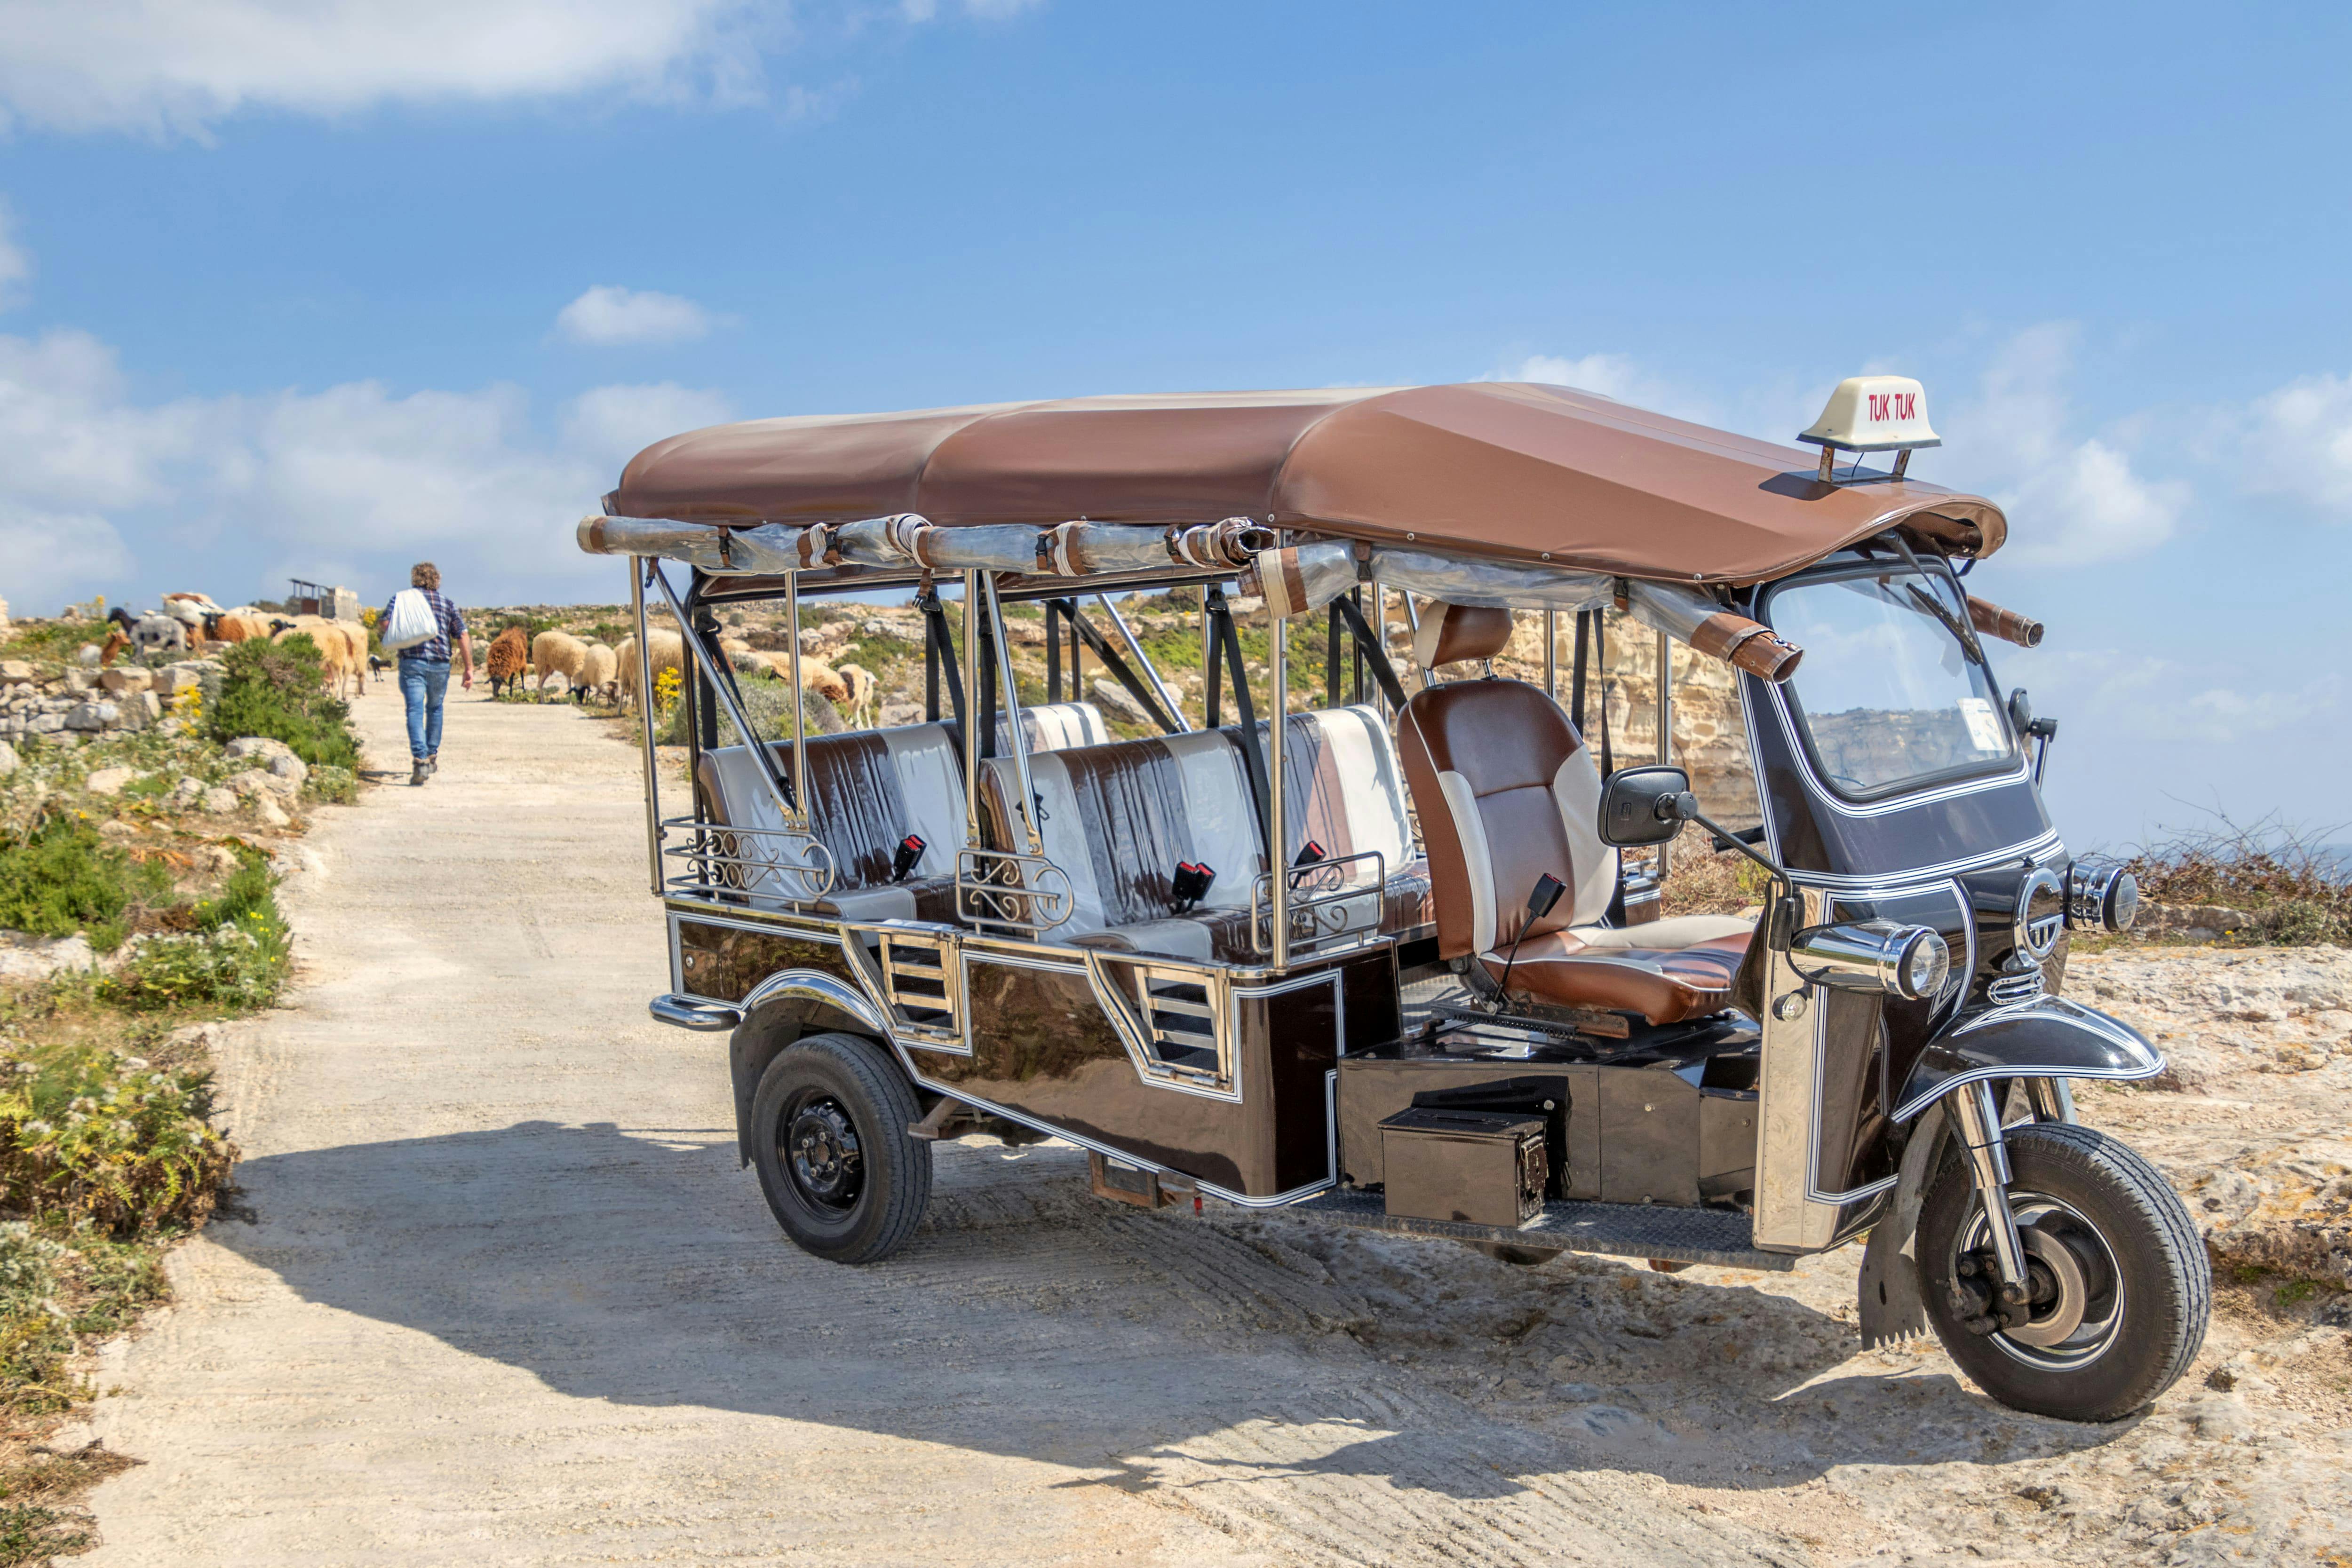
left=398, top=658, right=451, bottom=760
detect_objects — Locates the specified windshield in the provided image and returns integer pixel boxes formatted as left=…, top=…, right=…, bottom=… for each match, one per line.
left=1766, top=568, right=2014, bottom=798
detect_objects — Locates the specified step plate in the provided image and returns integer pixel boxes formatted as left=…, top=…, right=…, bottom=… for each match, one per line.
left=1290, top=1189, right=1796, bottom=1272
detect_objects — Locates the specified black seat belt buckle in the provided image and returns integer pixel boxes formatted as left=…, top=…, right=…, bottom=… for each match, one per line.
left=1293, top=839, right=1326, bottom=868
left=1170, top=861, right=1215, bottom=912
left=891, top=835, right=926, bottom=883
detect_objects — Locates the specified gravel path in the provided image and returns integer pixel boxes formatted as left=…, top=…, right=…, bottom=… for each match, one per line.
left=64, top=689, right=2352, bottom=1566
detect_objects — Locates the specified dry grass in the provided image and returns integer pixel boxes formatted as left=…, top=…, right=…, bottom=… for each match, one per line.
left=2122, top=810, right=2350, bottom=947
left=1659, top=842, right=1772, bottom=918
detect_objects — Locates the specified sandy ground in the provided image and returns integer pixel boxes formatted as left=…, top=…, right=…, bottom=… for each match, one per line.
left=63, top=689, right=2352, bottom=1567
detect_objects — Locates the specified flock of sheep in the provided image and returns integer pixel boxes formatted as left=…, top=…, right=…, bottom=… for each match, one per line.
left=103, top=594, right=373, bottom=699
left=485, top=623, right=877, bottom=726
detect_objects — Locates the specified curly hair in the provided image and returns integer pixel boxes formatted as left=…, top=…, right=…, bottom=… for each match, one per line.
left=410, top=562, right=441, bottom=590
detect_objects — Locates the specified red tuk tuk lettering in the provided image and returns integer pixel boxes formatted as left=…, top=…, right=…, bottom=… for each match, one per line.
left=1868, top=391, right=1919, bottom=423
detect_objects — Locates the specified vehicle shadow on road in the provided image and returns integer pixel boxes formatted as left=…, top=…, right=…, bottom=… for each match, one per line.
left=204, top=1118, right=2116, bottom=1508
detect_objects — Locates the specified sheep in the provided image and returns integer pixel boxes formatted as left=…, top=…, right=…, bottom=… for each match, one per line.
left=756, top=650, right=851, bottom=706
left=530, top=630, right=590, bottom=702
left=836, top=662, right=877, bottom=730
left=485, top=626, right=529, bottom=697
left=272, top=615, right=362, bottom=699
left=615, top=629, right=685, bottom=712
left=109, top=606, right=187, bottom=656
left=580, top=642, right=618, bottom=704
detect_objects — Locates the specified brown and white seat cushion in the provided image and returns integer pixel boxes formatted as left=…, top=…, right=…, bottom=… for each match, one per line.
left=697, top=723, right=966, bottom=921
left=1394, top=602, right=1755, bottom=1025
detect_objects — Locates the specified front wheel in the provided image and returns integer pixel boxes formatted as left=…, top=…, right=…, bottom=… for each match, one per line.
left=750, top=1033, right=931, bottom=1264
left=1918, top=1121, right=2209, bottom=1422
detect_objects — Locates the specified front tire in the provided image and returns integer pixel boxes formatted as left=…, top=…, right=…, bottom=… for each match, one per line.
left=750, top=1033, right=931, bottom=1264
left=1918, top=1121, right=2208, bottom=1422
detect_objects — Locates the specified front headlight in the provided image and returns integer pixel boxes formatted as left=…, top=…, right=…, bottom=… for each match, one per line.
left=1789, top=920, right=1951, bottom=1002
left=2066, top=859, right=2139, bottom=932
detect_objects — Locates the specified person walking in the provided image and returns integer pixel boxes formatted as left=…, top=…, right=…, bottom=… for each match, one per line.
left=381, top=562, right=473, bottom=787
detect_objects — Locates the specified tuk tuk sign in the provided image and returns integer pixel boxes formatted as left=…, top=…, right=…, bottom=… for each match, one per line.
left=1798, top=374, right=1943, bottom=453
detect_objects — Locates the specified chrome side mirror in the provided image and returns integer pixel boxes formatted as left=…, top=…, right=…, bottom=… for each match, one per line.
left=1597, top=765, right=1693, bottom=848
left=2008, top=687, right=2032, bottom=734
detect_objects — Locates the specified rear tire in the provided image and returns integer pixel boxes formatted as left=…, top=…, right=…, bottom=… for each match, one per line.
left=1918, top=1121, right=2208, bottom=1422
left=750, top=1032, right=931, bottom=1264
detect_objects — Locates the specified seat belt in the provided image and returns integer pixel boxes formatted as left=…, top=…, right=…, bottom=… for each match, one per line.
left=917, top=587, right=966, bottom=736
left=1571, top=610, right=1591, bottom=735
left=1205, top=587, right=1273, bottom=851
left=1330, top=593, right=1407, bottom=710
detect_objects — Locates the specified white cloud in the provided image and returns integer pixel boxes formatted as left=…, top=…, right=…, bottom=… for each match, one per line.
left=561, top=381, right=734, bottom=459
left=554, top=285, right=717, bottom=347
left=900, top=0, right=1047, bottom=20
left=0, top=199, right=29, bottom=311
left=0, top=0, right=787, bottom=138
left=1486, top=350, right=1721, bottom=426
left=2237, top=372, right=2352, bottom=515
left=0, top=319, right=730, bottom=609
left=1940, top=323, right=2188, bottom=568
left=2006, top=645, right=2340, bottom=748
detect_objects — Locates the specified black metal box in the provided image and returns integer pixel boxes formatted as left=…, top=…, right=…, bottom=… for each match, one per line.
left=1378, top=1106, right=1548, bottom=1228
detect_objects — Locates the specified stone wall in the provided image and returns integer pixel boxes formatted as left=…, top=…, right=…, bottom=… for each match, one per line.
left=0, top=657, right=217, bottom=747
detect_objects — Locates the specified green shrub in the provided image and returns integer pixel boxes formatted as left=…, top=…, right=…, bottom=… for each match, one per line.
left=0, top=1047, right=235, bottom=1237
left=101, top=848, right=289, bottom=1014
left=0, top=819, right=169, bottom=951
left=207, top=635, right=360, bottom=771
left=305, top=764, right=358, bottom=806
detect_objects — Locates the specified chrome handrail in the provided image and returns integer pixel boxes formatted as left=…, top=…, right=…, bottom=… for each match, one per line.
left=1248, top=848, right=1387, bottom=957
left=956, top=846, right=1076, bottom=933
left=661, top=815, right=837, bottom=904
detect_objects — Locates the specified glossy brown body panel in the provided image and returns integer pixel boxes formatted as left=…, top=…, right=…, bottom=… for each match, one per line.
left=679, top=919, right=850, bottom=1003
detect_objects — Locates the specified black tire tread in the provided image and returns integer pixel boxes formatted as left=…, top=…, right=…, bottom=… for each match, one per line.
left=756, top=1032, right=931, bottom=1265
left=1920, top=1120, right=2209, bottom=1422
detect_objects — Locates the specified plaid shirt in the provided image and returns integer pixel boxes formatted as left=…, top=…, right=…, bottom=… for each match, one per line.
left=381, top=587, right=465, bottom=663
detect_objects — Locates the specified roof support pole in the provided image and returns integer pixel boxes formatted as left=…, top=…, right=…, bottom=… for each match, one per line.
left=1269, top=595, right=1290, bottom=969
left=786, top=570, right=810, bottom=832
left=1655, top=627, right=1673, bottom=881
left=1543, top=609, right=1558, bottom=700
left=984, top=573, right=1045, bottom=857
left=962, top=571, right=983, bottom=848
left=631, top=559, right=662, bottom=895
left=1097, top=592, right=1190, bottom=732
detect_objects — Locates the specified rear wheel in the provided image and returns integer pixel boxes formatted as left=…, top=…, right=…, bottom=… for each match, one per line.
left=750, top=1032, right=931, bottom=1264
left=1918, top=1121, right=2208, bottom=1422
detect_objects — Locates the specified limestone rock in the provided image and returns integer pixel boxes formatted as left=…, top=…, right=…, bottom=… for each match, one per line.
left=0, top=661, right=32, bottom=684
left=84, top=765, right=134, bottom=796
left=64, top=701, right=118, bottom=731
left=268, top=752, right=310, bottom=785
left=98, top=666, right=154, bottom=694
left=195, top=844, right=239, bottom=874
left=200, top=786, right=240, bottom=814
left=878, top=700, right=924, bottom=728
left=0, top=933, right=98, bottom=983
left=226, top=736, right=297, bottom=764
left=0, top=741, right=15, bottom=776
left=1089, top=677, right=1153, bottom=725
left=72, top=646, right=100, bottom=669
left=253, top=800, right=292, bottom=829
left=65, top=666, right=95, bottom=691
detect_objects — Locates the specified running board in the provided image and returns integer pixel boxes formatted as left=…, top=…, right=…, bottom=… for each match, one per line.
left=1288, top=1189, right=1796, bottom=1272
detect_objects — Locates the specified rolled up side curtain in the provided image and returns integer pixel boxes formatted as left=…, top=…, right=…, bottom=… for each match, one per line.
left=1242, top=542, right=1802, bottom=683
left=576, top=515, right=826, bottom=575
left=1966, top=594, right=2043, bottom=648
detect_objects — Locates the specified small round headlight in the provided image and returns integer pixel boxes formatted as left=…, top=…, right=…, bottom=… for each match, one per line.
left=2106, top=870, right=2139, bottom=932
left=1895, top=928, right=1951, bottom=1001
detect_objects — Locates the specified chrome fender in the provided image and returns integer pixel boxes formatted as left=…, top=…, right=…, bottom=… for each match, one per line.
left=727, top=969, right=897, bottom=1167
left=1890, top=994, right=2163, bottom=1125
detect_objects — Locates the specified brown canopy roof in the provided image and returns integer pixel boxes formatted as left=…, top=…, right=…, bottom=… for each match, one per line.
left=606, top=382, right=2006, bottom=585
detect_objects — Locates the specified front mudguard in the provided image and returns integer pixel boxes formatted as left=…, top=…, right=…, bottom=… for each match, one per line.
left=1857, top=994, right=2163, bottom=1346
left=1890, top=994, right=2163, bottom=1124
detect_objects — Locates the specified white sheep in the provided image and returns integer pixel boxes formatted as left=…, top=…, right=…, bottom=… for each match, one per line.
left=580, top=642, right=618, bottom=703
left=531, top=630, right=590, bottom=701
left=615, top=629, right=685, bottom=712
left=836, top=662, right=877, bottom=729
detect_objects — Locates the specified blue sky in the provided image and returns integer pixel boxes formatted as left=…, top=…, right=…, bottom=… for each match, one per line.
left=0, top=1, right=2343, bottom=844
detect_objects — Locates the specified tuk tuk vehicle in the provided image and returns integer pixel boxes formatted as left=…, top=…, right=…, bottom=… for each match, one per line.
left=581, top=376, right=2206, bottom=1423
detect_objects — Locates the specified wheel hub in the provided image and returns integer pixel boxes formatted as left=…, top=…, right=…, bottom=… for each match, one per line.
left=786, top=1098, right=865, bottom=1211
left=1953, top=1191, right=2124, bottom=1370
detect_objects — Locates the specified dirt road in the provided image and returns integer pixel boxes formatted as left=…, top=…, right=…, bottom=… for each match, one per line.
left=68, top=690, right=2349, bottom=1566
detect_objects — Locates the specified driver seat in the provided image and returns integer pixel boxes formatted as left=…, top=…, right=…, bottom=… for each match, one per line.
left=1393, top=603, right=1756, bottom=1025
